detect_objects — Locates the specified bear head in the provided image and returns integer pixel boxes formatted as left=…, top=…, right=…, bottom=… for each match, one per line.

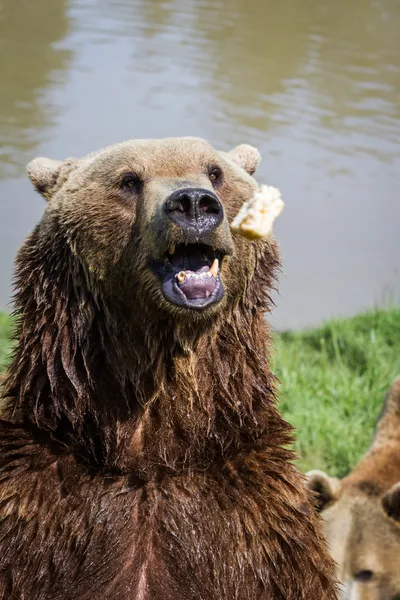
left=26, top=137, right=274, bottom=329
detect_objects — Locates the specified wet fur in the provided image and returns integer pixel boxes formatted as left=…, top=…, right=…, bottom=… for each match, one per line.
left=0, top=138, right=337, bottom=599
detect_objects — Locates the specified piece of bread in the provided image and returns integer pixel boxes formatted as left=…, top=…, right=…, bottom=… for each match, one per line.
left=231, top=185, right=284, bottom=240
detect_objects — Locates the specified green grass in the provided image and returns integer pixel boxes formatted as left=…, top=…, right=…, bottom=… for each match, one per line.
left=274, top=307, right=400, bottom=477
left=1, top=307, right=400, bottom=478
left=0, top=312, right=14, bottom=372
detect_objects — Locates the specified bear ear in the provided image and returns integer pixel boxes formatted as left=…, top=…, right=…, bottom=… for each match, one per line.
left=27, top=157, right=63, bottom=201
left=306, top=470, right=341, bottom=512
left=382, top=481, right=400, bottom=522
left=228, top=144, right=261, bottom=176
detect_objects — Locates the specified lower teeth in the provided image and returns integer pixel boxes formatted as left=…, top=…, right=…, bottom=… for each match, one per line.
left=176, top=271, right=214, bottom=283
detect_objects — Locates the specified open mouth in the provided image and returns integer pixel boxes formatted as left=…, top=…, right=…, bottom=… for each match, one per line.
left=151, top=243, right=226, bottom=310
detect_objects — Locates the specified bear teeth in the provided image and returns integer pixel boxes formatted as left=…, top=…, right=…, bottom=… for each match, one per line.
left=176, top=270, right=216, bottom=283
left=209, top=259, right=219, bottom=278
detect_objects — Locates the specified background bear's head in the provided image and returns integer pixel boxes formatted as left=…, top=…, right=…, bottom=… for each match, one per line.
left=26, top=137, right=277, bottom=329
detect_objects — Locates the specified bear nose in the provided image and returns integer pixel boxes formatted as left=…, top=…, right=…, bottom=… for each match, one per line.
left=164, top=188, right=223, bottom=231
left=354, top=570, right=374, bottom=583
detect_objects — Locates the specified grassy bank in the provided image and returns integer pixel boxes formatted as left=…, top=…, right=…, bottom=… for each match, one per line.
left=0, top=312, right=14, bottom=373
left=274, top=307, right=400, bottom=476
left=1, top=308, right=400, bottom=477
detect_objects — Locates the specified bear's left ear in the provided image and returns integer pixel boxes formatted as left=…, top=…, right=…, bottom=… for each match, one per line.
left=228, top=144, right=261, bottom=176
left=382, top=481, right=400, bottom=522
left=27, top=157, right=63, bottom=201
left=306, top=470, right=341, bottom=512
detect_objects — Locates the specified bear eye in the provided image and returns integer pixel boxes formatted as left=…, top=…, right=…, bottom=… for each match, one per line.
left=208, top=166, right=222, bottom=184
left=120, top=172, right=141, bottom=192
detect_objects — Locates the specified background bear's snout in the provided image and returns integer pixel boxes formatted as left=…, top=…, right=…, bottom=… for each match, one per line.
left=164, top=187, right=223, bottom=233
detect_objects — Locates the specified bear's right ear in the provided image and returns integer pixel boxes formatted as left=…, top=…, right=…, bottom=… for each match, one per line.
left=228, top=144, right=261, bottom=176
left=382, top=481, right=400, bottom=522
left=306, top=470, right=341, bottom=512
left=27, top=157, right=63, bottom=201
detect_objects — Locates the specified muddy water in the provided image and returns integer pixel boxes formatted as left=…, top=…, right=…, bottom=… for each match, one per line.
left=0, top=0, right=399, bottom=329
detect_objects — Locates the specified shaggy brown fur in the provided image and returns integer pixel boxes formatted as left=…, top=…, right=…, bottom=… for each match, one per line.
left=0, top=137, right=337, bottom=599
left=307, top=377, right=400, bottom=599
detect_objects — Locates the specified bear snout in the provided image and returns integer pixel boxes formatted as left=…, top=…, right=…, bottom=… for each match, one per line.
left=164, top=187, right=224, bottom=234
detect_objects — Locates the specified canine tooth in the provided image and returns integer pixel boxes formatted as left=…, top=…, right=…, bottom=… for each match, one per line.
left=168, top=244, right=175, bottom=255
left=209, top=258, right=219, bottom=277
left=177, top=272, right=186, bottom=283
left=212, top=246, right=217, bottom=251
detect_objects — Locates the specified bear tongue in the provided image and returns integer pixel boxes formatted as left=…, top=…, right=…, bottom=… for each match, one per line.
left=176, top=266, right=218, bottom=300
left=178, top=276, right=218, bottom=300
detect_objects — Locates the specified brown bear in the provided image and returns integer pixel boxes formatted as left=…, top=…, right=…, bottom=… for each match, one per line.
left=307, top=377, right=400, bottom=599
left=0, top=137, right=337, bottom=599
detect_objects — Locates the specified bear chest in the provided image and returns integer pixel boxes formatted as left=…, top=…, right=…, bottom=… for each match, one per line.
left=0, top=454, right=274, bottom=600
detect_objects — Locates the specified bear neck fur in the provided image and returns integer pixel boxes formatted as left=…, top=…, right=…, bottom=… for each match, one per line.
left=4, top=224, right=291, bottom=476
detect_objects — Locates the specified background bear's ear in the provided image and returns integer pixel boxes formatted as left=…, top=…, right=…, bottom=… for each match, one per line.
left=27, top=157, right=63, bottom=201
left=228, top=144, right=261, bottom=176
left=306, top=470, right=341, bottom=512
left=382, top=481, right=400, bottom=522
